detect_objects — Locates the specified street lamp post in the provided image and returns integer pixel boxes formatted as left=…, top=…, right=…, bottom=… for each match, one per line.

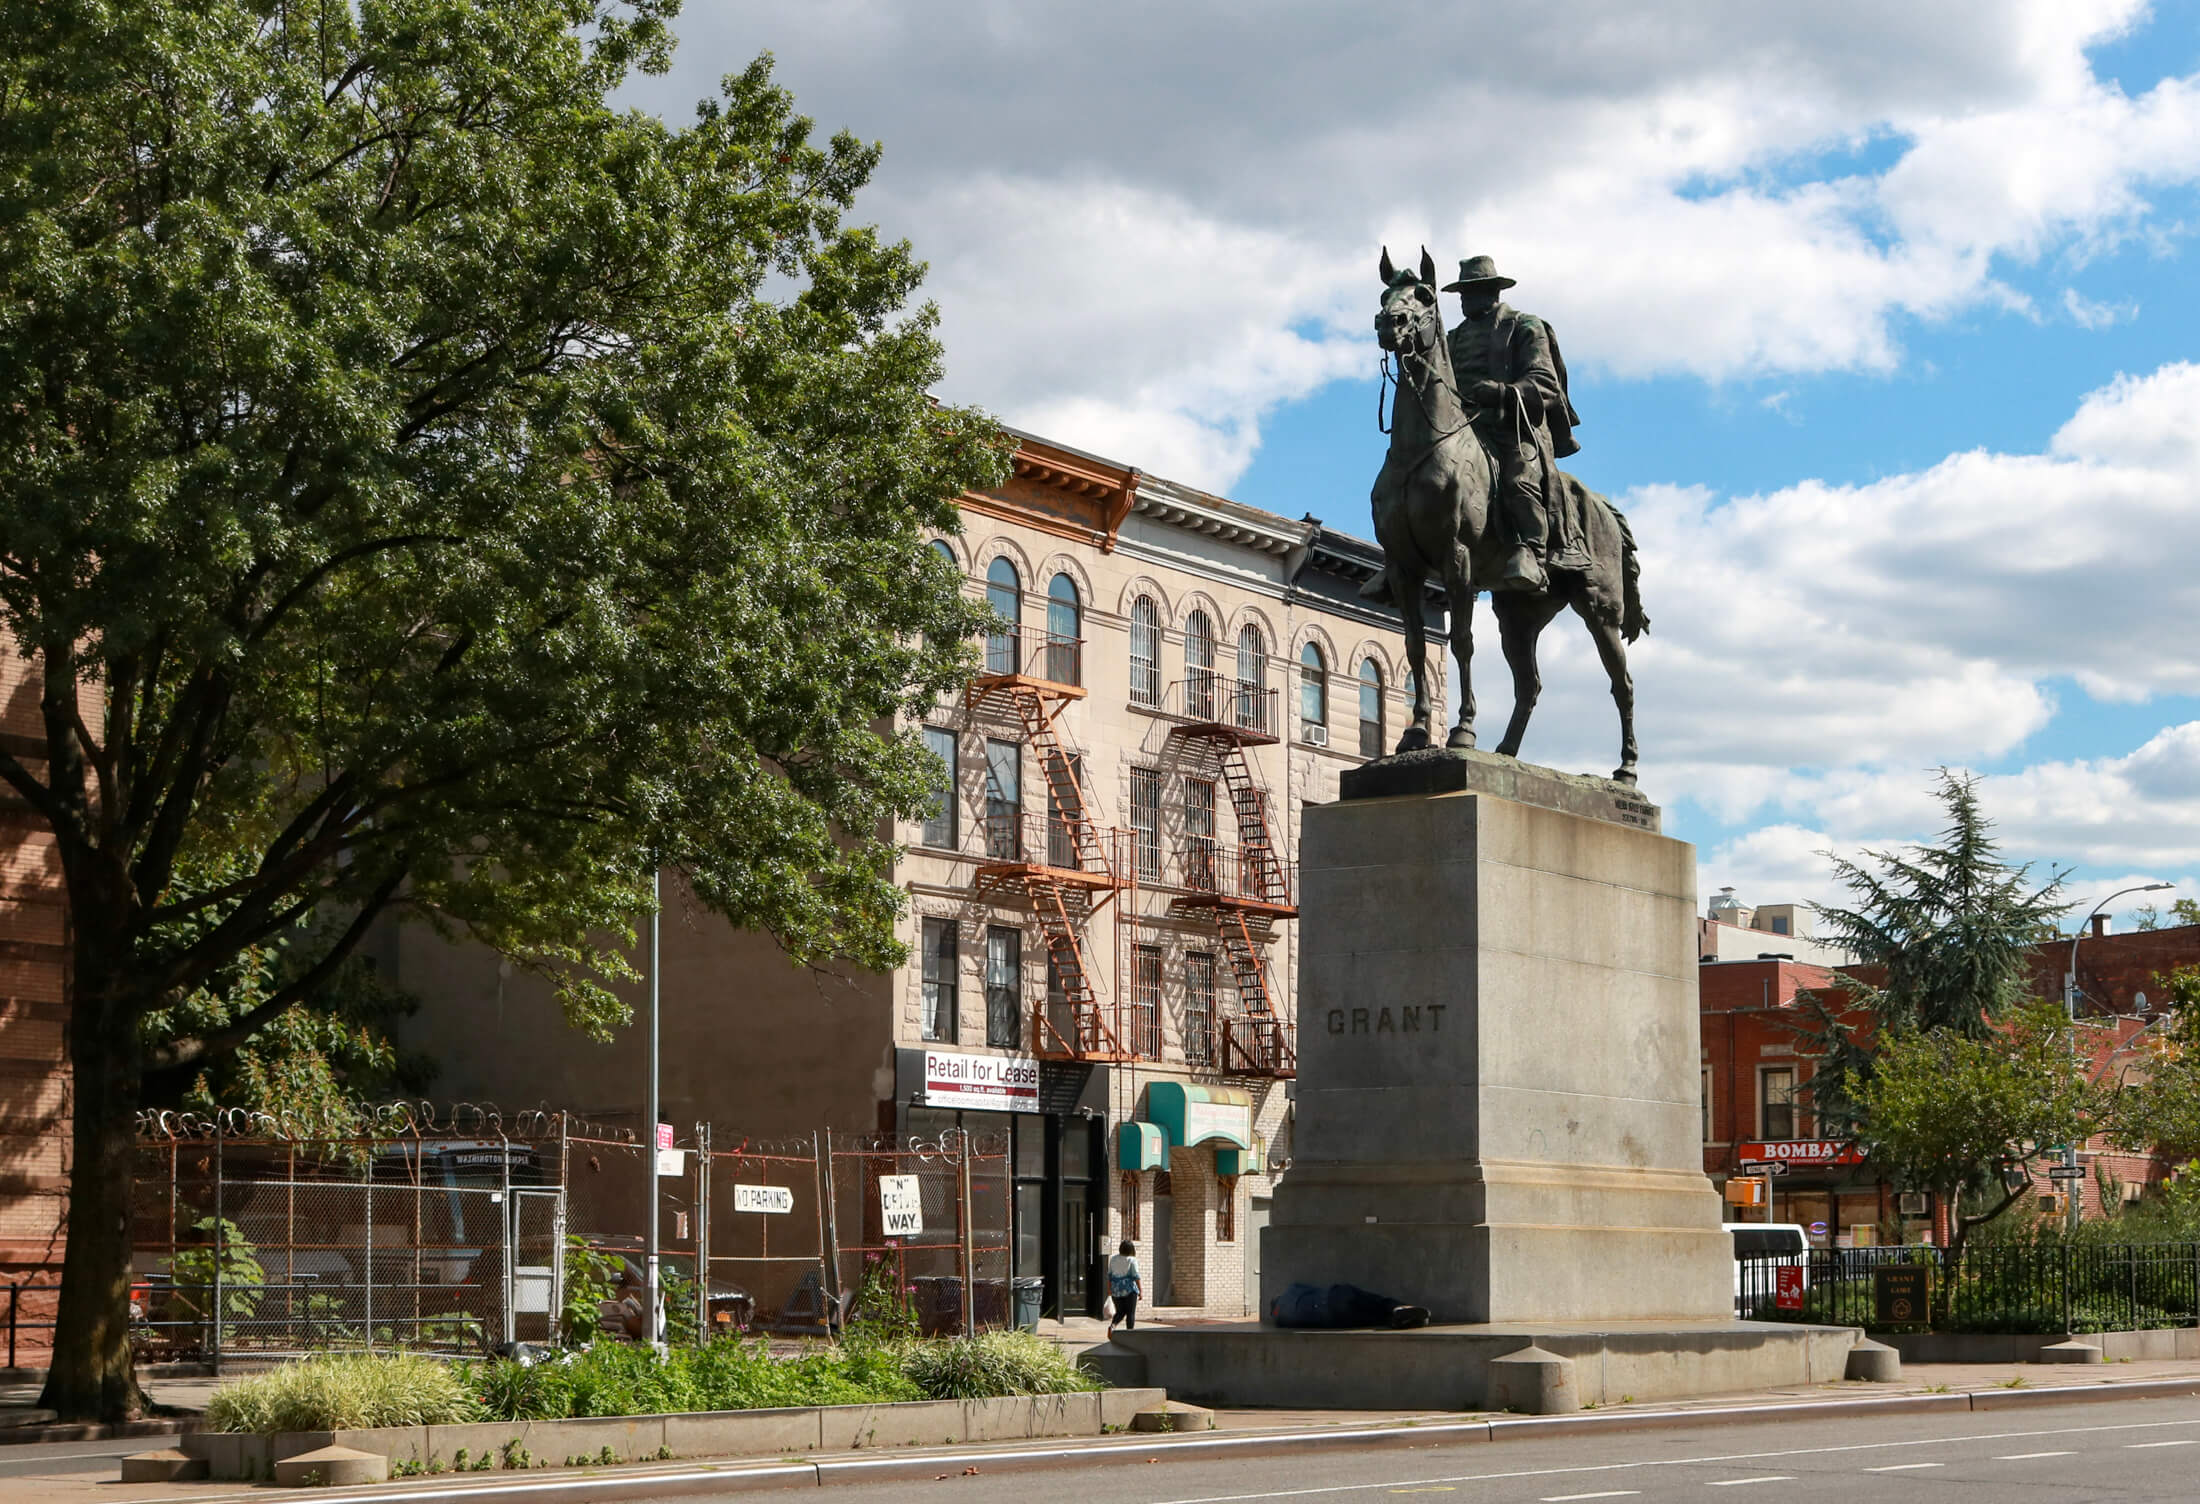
left=2062, top=882, right=2173, bottom=1231
left=645, top=867, right=664, bottom=1351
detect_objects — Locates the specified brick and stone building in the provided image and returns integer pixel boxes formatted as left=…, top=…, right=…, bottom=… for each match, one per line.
left=394, top=427, right=1445, bottom=1318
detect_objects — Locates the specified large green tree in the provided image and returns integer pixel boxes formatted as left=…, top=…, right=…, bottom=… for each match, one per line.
left=0, top=0, right=1001, bottom=1419
left=1799, top=770, right=2069, bottom=1134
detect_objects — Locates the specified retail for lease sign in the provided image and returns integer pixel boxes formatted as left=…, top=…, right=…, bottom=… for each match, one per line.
left=921, top=1050, right=1040, bottom=1112
left=1737, top=1139, right=1865, bottom=1167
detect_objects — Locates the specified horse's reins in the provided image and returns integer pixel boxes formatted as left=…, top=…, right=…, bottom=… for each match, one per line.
left=1379, top=315, right=1476, bottom=477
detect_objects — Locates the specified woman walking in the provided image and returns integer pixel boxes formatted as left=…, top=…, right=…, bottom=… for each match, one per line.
left=1106, top=1240, right=1143, bottom=1334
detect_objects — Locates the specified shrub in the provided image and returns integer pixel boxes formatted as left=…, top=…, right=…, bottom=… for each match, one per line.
left=899, top=1329, right=1100, bottom=1400
left=206, top=1353, right=479, bottom=1434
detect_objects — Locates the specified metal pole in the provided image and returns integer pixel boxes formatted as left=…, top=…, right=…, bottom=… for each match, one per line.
left=695, top=1121, right=711, bottom=1343
left=364, top=1157, right=375, bottom=1350
left=2067, top=883, right=2174, bottom=1233
left=500, top=1125, right=516, bottom=1349
left=960, top=1129, right=976, bottom=1338
left=820, top=1129, right=843, bottom=1321
left=212, top=1121, right=224, bottom=1373
left=645, top=868, right=663, bottom=1351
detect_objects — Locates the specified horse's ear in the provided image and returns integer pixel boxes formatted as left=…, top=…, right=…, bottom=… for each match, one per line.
left=1379, top=246, right=1396, bottom=285
left=1419, top=246, right=1436, bottom=287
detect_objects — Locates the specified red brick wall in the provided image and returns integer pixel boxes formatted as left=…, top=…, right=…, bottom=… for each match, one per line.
left=2024, top=925, right=2200, bottom=1017
left=0, top=631, right=69, bottom=1362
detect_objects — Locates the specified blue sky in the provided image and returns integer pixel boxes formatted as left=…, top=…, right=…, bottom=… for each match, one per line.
left=635, top=1, right=2200, bottom=928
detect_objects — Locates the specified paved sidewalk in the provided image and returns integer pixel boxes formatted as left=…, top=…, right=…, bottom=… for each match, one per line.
left=3, top=1356, right=2200, bottom=1502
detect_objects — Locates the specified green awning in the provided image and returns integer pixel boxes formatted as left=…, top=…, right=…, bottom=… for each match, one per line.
left=1146, top=1082, right=1254, bottom=1152
left=1118, top=1121, right=1169, bottom=1171
left=1214, top=1147, right=1245, bottom=1178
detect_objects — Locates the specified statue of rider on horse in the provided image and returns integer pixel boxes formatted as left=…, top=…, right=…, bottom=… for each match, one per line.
left=1364, top=247, right=1647, bottom=783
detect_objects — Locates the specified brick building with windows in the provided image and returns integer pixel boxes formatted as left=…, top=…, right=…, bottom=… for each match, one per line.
left=395, top=427, right=1444, bottom=1319
left=1700, top=906, right=2195, bottom=1246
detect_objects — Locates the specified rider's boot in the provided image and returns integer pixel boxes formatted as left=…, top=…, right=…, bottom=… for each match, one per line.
left=1498, top=545, right=1548, bottom=595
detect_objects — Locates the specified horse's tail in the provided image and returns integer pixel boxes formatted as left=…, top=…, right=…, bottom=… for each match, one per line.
left=1610, top=504, right=1649, bottom=643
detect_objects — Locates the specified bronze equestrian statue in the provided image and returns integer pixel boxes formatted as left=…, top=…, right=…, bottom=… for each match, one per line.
left=1365, top=247, right=1647, bottom=784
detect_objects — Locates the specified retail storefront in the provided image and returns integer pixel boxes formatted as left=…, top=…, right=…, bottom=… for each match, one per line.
left=896, top=1048, right=1108, bottom=1318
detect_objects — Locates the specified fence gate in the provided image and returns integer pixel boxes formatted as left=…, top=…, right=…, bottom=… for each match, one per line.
left=507, top=1187, right=566, bottom=1345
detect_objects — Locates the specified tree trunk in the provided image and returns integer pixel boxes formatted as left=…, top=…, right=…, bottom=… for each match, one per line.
left=38, top=953, right=148, bottom=1422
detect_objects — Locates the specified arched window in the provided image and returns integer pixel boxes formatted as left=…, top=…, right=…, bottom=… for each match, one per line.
left=985, top=557, right=1020, bottom=675
left=1129, top=596, right=1161, bottom=706
left=1299, top=642, right=1328, bottom=737
left=1236, top=625, right=1268, bottom=734
left=1185, top=609, right=1216, bottom=719
left=1045, top=573, right=1081, bottom=684
left=929, top=539, right=958, bottom=567
left=1358, top=659, right=1385, bottom=759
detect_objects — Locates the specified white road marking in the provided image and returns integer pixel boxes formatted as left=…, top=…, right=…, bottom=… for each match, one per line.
left=1705, top=1481, right=1794, bottom=1489
left=1151, top=1414, right=2200, bottom=1504
left=1995, top=1451, right=2075, bottom=1460
left=1864, top=1462, right=1944, bottom=1471
left=1540, top=1494, right=1641, bottom=1501
left=2129, top=1439, right=2200, bottom=1448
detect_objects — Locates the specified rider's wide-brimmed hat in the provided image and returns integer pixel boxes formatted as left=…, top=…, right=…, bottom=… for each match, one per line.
left=1441, top=254, right=1516, bottom=292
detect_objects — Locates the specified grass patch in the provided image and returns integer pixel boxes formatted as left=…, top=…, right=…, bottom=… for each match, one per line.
left=205, top=1352, right=479, bottom=1433
left=209, top=1330, right=1102, bottom=1433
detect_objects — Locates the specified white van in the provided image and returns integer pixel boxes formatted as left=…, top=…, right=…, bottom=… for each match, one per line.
left=1724, top=1222, right=1810, bottom=1314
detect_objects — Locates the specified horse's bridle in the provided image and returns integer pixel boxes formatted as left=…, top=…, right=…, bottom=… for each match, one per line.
left=1378, top=292, right=1475, bottom=465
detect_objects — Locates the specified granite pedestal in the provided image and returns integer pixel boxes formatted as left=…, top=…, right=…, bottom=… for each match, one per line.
left=1126, top=753, right=1845, bottom=1409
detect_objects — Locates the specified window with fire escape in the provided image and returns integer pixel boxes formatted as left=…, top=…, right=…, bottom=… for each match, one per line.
left=921, top=918, right=958, bottom=1043
left=985, top=557, right=1021, bottom=675
left=1130, top=766, right=1162, bottom=881
left=984, top=739, right=1021, bottom=860
left=1185, top=609, right=1216, bottom=720
left=985, top=927, right=1022, bottom=1048
left=1235, top=625, right=1268, bottom=734
left=921, top=726, right=958, bottom=848
left=1130, top=596, right=1161, bottom=705
left=1185, top=952, right=1216, bottom=1065
left=1046, top=574, right=1082, bottom=686
left=1184, top=776, right=1217, bottom=891
left=1132, top=944, right=1163, bottom=1059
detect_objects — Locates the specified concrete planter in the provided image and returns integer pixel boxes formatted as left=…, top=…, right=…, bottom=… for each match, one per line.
left=184, top=1388, right=1163, bottom=1481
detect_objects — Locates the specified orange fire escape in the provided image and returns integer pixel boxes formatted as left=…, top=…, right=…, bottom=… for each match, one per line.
left=966, top=627, right=1135, bottom=1061
left=1165, top=677, right=1298, bottom=1078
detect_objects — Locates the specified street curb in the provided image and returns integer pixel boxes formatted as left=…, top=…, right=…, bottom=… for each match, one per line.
left=122, top=1376, right=2200, bottom=1503
left=0, top=1417, right=191, bottom=1448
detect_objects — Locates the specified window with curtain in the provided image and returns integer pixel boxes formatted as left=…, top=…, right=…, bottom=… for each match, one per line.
left=1185, top=610, right=1215, bottom=719
left=1184, top=776, right=1216, bottom=890
left=1045, top=573, right=1081, bottom=685
left=921, top=918, right=958, bottom=1043
left=1299, top=642, right=1328, bottom=734
left=1130, top=766, right=1162, bottom=881
left=985, top=927, right=1022, bottom=1048
left=921, top=726, right=957, bottom=848
left=1129, top=596, right=1161, bottom=705
left=985, top=557, right=1020, bottom=675
left=1235, top=625, right=1267, bottom=733
left=984, top=739, right=1020, bottom=859
left=1357, top=660, right=1384, bottom=759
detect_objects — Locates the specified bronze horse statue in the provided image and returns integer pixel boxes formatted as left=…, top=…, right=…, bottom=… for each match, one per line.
left=1370, top=247, right=1648, bottom=783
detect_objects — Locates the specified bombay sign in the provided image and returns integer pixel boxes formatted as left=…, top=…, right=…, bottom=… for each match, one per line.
left=880, top=1174, right=924, bottom=1236
left=1736, top=1139, right=1865, bottom=1168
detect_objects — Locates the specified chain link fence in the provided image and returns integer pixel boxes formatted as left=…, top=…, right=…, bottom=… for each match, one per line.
left=113, top=1108, right=1020, bottom=1369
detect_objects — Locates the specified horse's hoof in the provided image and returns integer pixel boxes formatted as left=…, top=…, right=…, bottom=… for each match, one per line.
left=1494, top=739, right=1521, bottom=758
left=1395, top=728, right=1430, bottom=754
left=1446, top=727, right=1476, bottom=751
left=1613, top=766, right=1638, bottom=785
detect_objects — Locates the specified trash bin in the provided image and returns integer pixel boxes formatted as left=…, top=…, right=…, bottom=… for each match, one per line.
left=1012, top=1277, right=1044, bottom=1333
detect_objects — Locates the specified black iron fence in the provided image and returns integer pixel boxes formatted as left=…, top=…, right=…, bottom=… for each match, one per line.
left=1738, top=1243, right=2200, bottom=1333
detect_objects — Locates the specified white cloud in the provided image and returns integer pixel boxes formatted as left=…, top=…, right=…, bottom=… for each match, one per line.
left=627, top=0, right=2200, bottom=487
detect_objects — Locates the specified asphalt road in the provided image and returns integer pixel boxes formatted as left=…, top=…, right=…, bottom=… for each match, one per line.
left=686, top=1396, right=2200, bottom=1504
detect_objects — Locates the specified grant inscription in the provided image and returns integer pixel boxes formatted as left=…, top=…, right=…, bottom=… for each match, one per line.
left=1328, top=1004, right=1446, bottom=1035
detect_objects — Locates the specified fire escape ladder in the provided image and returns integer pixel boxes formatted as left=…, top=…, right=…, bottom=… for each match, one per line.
left=1214, top=742, right=1290, bottom=905
left=1216, top=907, right=1273, bottom=1014
left=1031, top=877, right=1122, bottom=1058
left=1004, top=685, right=1114, bottom=883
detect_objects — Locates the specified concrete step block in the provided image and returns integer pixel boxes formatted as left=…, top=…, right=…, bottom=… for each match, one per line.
left=1078, top=1340, right=1150, bottom=1390
left=271, top=1444, right=389, bottom=1488
left=1486, top=1344, right=1579, bottom=1415
left=1131, top=1401, right=1215, bottom=1433
left=2039, top=1339, right=2104, bottom=1364
left=120, top=1448, right=209, bottom=1483
left=1844, top=1338, right=1901, bottom=1382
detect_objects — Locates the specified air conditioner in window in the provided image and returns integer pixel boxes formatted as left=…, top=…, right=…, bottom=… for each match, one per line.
left=2038, top=1191, right=2067, bottom=1216
left=1898, top=1192, right=1929, bottom=1217
left=1302, top=725, right=1328, bottom=747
